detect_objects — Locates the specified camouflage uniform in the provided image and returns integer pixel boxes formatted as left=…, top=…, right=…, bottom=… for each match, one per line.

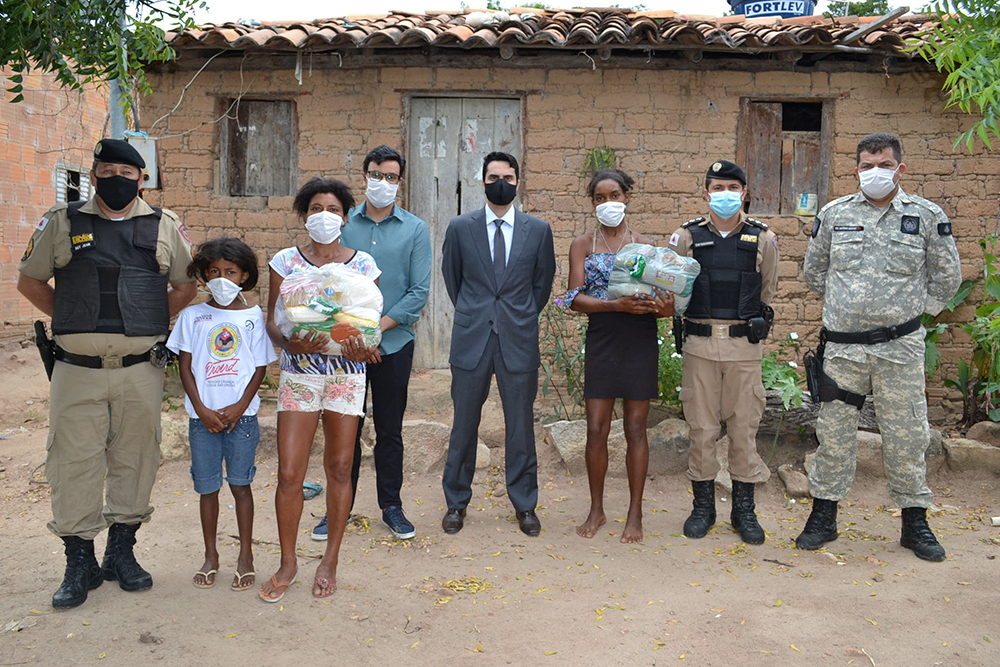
left=803, top=188, right=961, bottom=508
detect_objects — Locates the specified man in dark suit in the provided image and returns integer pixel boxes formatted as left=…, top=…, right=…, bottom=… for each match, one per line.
left=440, top=151, right=556, bottom=536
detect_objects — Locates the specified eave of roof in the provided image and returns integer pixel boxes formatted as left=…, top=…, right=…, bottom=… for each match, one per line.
left=164, top=8, right=941, bottom=57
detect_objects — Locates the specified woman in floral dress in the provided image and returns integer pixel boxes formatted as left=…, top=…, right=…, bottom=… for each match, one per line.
left=260, top=177, right=380, bottom=602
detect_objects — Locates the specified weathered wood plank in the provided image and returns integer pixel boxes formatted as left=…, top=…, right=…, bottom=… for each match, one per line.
left=738, top=101, right=782, bottom=215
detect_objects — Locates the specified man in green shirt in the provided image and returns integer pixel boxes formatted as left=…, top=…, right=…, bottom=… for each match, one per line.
left=311, top=145, right=432, bottom=540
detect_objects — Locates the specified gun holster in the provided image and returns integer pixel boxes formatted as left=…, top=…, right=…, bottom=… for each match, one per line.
left=803, top=332, right=866, bottom=410
left=34, top=320, right=56, bottom=381
left=745, top=304, right=774, bottom=344
left=672, top=315, right=684, bottom=355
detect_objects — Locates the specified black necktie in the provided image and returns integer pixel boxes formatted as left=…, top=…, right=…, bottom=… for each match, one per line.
left=493, top=219, right=506, bottom=284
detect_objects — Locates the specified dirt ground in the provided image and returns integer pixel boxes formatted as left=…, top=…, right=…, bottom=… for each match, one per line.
left=1, top=342, right=999, bottom=667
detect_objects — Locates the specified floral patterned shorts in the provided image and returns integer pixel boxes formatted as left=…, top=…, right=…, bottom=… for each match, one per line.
left=277, top=371, right=366, bottom=416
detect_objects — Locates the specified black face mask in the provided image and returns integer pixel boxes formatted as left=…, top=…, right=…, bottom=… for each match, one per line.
left=96, top=175, right=140, bottom=211
left=484, top=179, right=517, bottom=206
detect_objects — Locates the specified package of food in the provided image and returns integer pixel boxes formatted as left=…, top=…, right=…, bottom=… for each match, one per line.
left=613, top=243, right=701, bottom=297
left=276, top=263, right=383, bottom=356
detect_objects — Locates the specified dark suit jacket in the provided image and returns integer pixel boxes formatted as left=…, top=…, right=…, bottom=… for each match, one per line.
left=441, top=207, right=556, bottom=373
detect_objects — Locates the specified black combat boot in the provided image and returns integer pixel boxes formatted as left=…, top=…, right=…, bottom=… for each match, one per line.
left=683, top=480, right=716, bottom=538
left=795, top=498, right=839, bottom=550
left=102, top=523, right=153, bottom=592
left=730, top=480, right=766, bottom=544
left=52, top=536, right=103, bottom=609
left=900, top=507, right=946, bottom=562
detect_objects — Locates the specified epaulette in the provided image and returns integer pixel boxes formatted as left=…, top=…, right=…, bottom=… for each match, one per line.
left=743, top=217, right=768, bottom=230
left=682, top=217, right=706, bottom=228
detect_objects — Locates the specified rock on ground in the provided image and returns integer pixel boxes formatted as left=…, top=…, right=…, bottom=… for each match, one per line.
left=161, top=414, right=489, bottom=472
left=965, top=421, right=1000, bottom=448
left=646, top=418, right=691, bottom=476
left=777, top=464, right=810, bottom=498
left=943, top=438, right=1000, bottom=474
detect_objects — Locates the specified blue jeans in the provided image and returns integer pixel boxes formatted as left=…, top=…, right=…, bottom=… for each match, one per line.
left=188, top=416, right=260, bottom=495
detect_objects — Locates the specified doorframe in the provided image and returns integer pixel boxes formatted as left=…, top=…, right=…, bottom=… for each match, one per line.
left=400, top=91, right=529, bottom=210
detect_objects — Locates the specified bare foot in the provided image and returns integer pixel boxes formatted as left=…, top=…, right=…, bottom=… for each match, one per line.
left=621, top=515, right=643, bottom=543
left=576, top=510, right=607, bottom=538
left=312, top=562, right=338, bottom=598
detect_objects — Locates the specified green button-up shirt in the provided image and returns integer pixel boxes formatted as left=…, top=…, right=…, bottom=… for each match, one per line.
left=341, top=202, right=432, bottom=356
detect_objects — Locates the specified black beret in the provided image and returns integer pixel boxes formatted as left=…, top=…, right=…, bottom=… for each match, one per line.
left=706, top=160, right=746, bottom=186
left=93, top=139, right=145, bottom=169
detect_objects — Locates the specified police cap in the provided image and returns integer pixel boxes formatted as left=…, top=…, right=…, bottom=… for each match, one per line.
left=706, top=160, right=746, bottom=186
left=93, top=139, right=145, bottom=169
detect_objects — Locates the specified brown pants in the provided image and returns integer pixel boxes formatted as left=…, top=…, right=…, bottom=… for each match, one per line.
left=680, top=354, right=768, bottom=483
left=46, top=360, right=163, bottom=539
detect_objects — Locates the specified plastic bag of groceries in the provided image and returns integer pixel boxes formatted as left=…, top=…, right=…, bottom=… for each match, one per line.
left=274, top=263, right=383, bottom=356
left=607, top=243, right=701, bottom=314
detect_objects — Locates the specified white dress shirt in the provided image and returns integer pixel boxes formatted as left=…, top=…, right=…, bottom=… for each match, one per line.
left=484, top=204, right=515, bottom=265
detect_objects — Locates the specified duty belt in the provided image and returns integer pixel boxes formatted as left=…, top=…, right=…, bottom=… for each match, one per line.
left=54, top=346, right=152, bottom=369
left=821, top=316, right=921, bottom=345
left=805, top=316, right=920, bottom=411
left=685, top=320, right=750, bottom=339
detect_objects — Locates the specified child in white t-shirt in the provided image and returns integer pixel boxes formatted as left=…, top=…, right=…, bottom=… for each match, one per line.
left=167, top=237, right=277, bottom=592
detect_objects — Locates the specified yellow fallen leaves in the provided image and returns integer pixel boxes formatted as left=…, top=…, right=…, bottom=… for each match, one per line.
left=410, top=641, right=420, bottom=649
left=444, top=576, right=492, bottom=594
left=865, top=618, right=878, bottom=626
left=544, top=651, right=558, bottom=656
left=467, top=643, right=484, bottom=653
left=773, top=599, right=783, bottom=607
left=224, top=633, right=238, bottom=639
left=98, top=653, right=107, bottom=660
left=790, top=644, right=801, bottom=653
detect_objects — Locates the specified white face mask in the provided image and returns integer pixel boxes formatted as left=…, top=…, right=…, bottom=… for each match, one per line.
left=365, top=178, right=398, bottom=209
left=305, top=211, right=343, bottom=244
left=595, top=201, right=626, bottom=228
left=858, top=166, right=899, bottom=200
left=207, top=277, right=243, bottom=307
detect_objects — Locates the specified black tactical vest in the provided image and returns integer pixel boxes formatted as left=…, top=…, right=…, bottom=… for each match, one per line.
left=51, top=202, right=170, bottom=336
left=684, top=221, right=764, bottom=321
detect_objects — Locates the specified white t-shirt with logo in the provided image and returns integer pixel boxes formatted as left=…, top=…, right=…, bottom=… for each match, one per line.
left=166, top=302, right=278, bottom=419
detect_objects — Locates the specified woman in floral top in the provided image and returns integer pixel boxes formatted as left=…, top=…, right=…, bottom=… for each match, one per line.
left=563, top=169, right=673, bottom=544
left=260, top=177, right=380, bottom=603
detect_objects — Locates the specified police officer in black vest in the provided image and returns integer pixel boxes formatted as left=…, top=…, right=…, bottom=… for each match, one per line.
left=667, top=160, right=780, bottom=544
left=17, top=139, right=196, bottom=608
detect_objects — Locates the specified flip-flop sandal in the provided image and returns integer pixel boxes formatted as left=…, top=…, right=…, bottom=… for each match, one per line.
left=313, top=576, right=337, bottom=598
left=231, top=571, right=256, bottom=591
left=193, top=569, right=218, bottom=589
left=258, top=575, right=293, bottom=603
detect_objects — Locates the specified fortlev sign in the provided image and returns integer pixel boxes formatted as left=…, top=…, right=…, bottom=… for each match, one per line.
left=731, top=0, right=817, bottom=18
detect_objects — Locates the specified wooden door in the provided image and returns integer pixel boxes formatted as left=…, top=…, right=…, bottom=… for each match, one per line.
left=407, top=97, right=522, bottom=369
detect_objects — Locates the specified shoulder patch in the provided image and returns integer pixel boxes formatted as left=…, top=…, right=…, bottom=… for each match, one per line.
left=900, top=215, right=920, bottom=235
left=811, top=218, right=822, bottom=238
left=668, top=232, right=680, bottom=247
left=744, top=217, right=768, bottom=230
left=772, top=235, right=779, bottom=249
left=938, top=222, right=953, bottom=236
left=682, top=217, right=706, bottom=228
left=176, top=221, right=192, bottom=243
left=21, top=239, right=33, bottom=262
left=36, top=216, right=49, bottom=232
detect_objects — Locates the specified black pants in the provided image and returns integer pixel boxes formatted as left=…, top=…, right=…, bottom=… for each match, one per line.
left=350, top=340, right=414, bottom=510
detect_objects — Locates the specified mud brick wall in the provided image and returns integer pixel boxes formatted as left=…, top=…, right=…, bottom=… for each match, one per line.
left=0, top=70, right=108, bottom=340
left=135, top=62, right=995, bottom=422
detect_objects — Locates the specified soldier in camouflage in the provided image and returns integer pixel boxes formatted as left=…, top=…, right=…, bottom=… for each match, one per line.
left=798, top=133, right=962, bottom=562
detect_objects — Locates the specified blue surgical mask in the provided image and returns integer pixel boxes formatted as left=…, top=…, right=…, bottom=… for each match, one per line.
left=709, top=190, right=744, bottom=219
